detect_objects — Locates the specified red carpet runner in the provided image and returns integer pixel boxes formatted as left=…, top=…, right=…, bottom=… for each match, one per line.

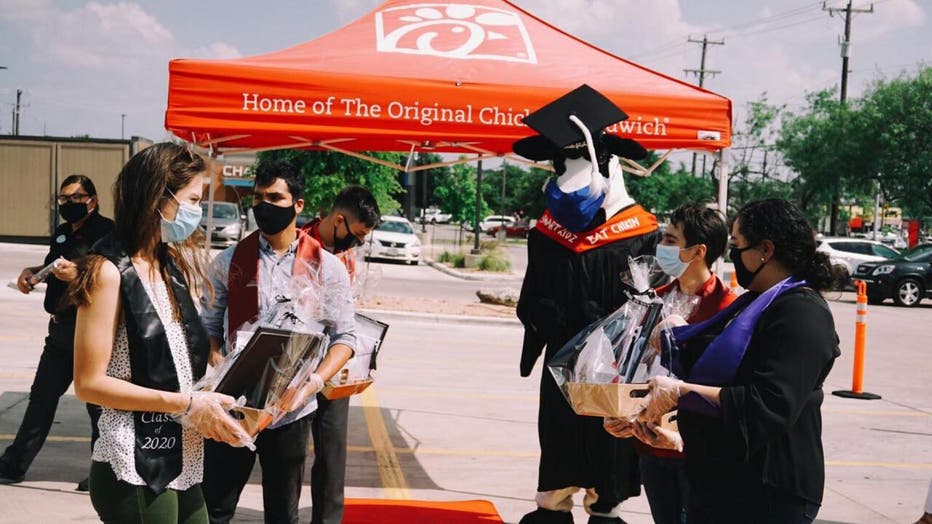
left=343, top=498, right=503, bottom=523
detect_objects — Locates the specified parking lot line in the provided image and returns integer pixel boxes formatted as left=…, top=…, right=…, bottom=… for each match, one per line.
left=359, top=388, right=411, bottom=499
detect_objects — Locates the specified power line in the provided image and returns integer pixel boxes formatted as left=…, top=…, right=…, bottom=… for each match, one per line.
left=630, top=1, right=823, bottom=60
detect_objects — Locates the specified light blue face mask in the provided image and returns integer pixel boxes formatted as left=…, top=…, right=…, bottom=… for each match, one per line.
left=655, top=243, right=693, bottom=278
left=544, top=178, right=605, bottom=232
left=160, top=191, right=202, bottom=243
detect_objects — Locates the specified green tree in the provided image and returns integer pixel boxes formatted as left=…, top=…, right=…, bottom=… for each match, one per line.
left=856, top=67, right=932, bottom=218
left=626, top=154, right=716, bottom=215
left=256, top=150, right=404, bottom=216
left=433, top=159, right=488, bottom=224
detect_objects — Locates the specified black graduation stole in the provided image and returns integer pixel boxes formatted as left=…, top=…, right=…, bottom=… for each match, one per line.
left=95, top=236, right=209, bottom=494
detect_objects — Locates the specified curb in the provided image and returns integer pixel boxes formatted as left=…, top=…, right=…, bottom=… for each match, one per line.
left=357, top=307, right=521, bottom=326
left=424, top=259, right=523, bottom=283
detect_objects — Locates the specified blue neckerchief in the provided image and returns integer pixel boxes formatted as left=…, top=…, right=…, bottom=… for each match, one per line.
left=670, top=276, right=809, bottom=416
left=543, top=178, right=605, bottom=232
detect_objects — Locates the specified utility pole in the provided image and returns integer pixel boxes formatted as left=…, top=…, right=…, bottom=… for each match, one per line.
left=121, top=113, right=126, bottom=140
left=685, top=35, right=724, bottom=176
left=13, top=88, right=22, bottom=135
left=824, top=0, right=873, bottom=234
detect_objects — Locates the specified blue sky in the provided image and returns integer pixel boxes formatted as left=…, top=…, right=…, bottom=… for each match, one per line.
left=0, top=0, right=927, bottom=143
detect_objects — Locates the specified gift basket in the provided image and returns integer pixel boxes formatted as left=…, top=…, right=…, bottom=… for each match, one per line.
left=321, top=313, right=388, bottom=399
left=547, top=256, right=697, bottom=418
left=191, top=260, right=337, bottom=441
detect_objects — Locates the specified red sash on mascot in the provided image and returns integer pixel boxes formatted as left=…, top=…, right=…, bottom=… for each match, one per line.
left=535, top=205, right=658, bottom=254
left=302, top=217, right=357, bottom=282
left=227, top=229, right=322, bottom=343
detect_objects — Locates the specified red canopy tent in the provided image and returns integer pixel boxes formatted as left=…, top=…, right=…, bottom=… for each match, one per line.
left=166, top=0, right=731, bottom=160
left=165, top=0, right=734, bottom=231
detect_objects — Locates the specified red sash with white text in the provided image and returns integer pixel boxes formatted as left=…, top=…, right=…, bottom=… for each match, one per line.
left=535, top=205, right=658, bottom=254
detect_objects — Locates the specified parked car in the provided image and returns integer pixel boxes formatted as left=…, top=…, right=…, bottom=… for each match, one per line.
left=487, top=221, right=531, bottom=239
left=363, top=216, right=421, bottom=265
left=420, top=207, right=452, bottom=224
left=199, top=201, right=245, bottom=247
left=815, top=237, right=900, bottom=282
left=853, top=243, right=932, bottom=307
left=467, top=214, right=516, bottom=233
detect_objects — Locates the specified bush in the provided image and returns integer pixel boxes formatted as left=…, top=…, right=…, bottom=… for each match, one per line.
left=479, top=253, right=511, bottom=272
left=439, top=250, right=466, bottom=268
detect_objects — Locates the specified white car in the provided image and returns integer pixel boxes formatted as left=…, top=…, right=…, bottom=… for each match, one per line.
left=475, top=215, right=516, bottom=233
left=815, top=237, right=900, bottom=279
left=363, top=216, right=421, bottom=265
left=420, top=208, right=452, bottom=224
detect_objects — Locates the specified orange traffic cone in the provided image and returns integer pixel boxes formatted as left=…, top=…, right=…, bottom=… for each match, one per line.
left=729, top=270, right=738, bottom=292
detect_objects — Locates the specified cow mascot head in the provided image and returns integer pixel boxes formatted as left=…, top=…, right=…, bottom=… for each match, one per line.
left=513, top=84, right=649, bottom=233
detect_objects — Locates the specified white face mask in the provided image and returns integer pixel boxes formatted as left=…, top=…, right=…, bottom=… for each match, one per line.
left=655, top=244, right=691, bottom=278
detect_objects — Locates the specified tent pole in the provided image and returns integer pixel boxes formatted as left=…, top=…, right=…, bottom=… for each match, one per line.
left=205, top=154, right=216, bottom=252
left=716, top=147, right=729, bottom=280
left=472, top=159, right=483, bottom=255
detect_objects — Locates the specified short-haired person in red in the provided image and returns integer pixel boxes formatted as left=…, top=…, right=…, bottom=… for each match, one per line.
left=300, top=185, right=380, bottom=524
left=604, top=203, right=735, bottom=524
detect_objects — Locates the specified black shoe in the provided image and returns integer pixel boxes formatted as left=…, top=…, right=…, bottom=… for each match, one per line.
left=519, top=508, right=575, bottom=524
left=75, top=478, right=89, bottom=491
left=0, top=463, right=24, bottom=485
left=587, top=517, right=626, bottom=524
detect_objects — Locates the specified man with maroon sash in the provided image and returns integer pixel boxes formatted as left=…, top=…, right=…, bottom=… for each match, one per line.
left=513, top=86, right=661, bottom=524
left=300, top=185, right=380, bottom=524
left=200, top=159, right=356, bottom=524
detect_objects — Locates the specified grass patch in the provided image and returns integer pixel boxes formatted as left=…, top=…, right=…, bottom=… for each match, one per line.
left=479, top=253, right=511, bottom=272
left=438, top=250, right=466, bottom=268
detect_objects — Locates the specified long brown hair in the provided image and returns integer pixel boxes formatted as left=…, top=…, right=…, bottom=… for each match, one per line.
left=70, top=143, right=212, bottom=318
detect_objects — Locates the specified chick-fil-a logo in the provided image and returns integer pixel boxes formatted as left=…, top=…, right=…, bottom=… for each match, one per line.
left=375, top=3, right=538, bottom=64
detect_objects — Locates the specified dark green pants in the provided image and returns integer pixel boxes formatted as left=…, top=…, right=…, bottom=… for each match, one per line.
left=89, top=461, right=208, bottom=524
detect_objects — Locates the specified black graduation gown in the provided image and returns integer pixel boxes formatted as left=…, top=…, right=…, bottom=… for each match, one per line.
left=516, top=220, right=660, bottom=503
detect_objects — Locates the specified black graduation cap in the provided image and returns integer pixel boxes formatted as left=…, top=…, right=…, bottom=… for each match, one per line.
left=514, top=84, right=648, bottom=162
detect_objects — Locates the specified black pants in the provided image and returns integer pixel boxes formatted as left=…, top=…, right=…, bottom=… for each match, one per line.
left=688, top=485, right=821, bottom=524
left=202, top=414, right=314, bottom=524
left=639, top=453, right=689, bottom=524
left=89, top=461, right=208, bottom=524
left=310, top=394, right=349, bottom=524
left=0, top=317, right=97, bottom=477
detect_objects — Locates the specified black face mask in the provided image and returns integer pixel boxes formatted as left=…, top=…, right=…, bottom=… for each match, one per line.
left=60, top=201, right=91, bottom=223
left=253, top=201, right=296, bottom=235
left=332, top=219, right=362, bottom=253
left=730, top=245, right=766, bottom=289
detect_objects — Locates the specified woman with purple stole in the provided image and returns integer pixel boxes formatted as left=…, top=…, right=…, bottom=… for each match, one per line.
left=640, top=199, right=840, bottom=524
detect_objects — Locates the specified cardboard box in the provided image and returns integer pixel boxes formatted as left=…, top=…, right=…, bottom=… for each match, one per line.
left=321, top=378, right=374, bottom=400
left=229, top=406, right=276, bottom=437
left=566, top=381, right=649, bottom=418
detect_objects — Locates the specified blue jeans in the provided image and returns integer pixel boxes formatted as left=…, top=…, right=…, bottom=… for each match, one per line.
left=639, top=453, right=689, bottom=524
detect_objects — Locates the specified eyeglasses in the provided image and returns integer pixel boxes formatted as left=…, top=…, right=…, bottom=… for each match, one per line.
left=57, top=193, right=90, bottom=204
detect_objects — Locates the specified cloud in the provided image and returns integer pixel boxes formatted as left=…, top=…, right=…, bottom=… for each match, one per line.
left=191, top=42, right=242, bottom=60
left=856, top=0, right=926, bottom=41
left=514, top=0, right=705, bottom=59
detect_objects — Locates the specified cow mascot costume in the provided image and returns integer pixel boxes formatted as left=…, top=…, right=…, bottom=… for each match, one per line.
left=514, top=85, right=661, bottom=524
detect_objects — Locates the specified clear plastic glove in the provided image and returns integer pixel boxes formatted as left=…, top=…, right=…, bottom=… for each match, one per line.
left=178, top=391, right=252, bottom=447
left=50, top=258, right=77, bottom=282
left=279, top=373, right=324, bottom=413
left=644, top=314, right=688, bottom=362
left=16, top=268, right=35, bottom=294
left=632, top=420, right=683, bottom=452
left=638, top=375, right=684, bottom=424
left=603, top=417, right=635, bottom=439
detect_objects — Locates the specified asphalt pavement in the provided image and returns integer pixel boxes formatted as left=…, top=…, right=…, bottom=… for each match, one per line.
left=0, top=240, right=930, bottom=523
